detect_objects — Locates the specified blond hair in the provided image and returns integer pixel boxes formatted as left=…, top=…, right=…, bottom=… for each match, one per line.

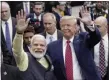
left=60, top=16, right=77, bottom=24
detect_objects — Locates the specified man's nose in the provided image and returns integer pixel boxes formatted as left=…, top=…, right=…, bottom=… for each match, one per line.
left=2, top=12, right=6, bottom=15
left=29, top=38, right=31, bottom=42
left=37, top=45, right=42, bottom=49
left=46, top=24, right=50, bottom=28
left=63, top=25, right=68, bottom=29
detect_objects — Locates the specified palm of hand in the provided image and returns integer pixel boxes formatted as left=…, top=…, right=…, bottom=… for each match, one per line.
left=16, top=10, right=30, bottom=33
left=16, top=18, right=28, bottom=33
left=80, top=9, right=92, bottom=25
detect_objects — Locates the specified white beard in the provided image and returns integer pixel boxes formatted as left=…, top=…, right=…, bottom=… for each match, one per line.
left=30, top=50, right=46, bottom=59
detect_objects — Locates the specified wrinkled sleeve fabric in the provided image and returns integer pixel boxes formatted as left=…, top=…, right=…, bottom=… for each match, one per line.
left=12, top=33, right=28, bottom=71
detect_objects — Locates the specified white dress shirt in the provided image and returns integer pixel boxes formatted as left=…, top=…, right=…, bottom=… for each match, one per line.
left=27, top=45, right=31, bottom=52
left=46, top=29, right=58, bottom=44
left=2, top=17, right=13, bottom=45
left=94, top=33, right=108, bottom=67
left=63, top=37, right=83, bottom=80
left=23, top=2, right=30, bottom=14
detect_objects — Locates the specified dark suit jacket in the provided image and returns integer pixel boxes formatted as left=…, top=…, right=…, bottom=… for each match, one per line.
left=27, top=13, right=44, bottom=33
left=7, top=1, right=21, bottom=17
left=91, top=36, right=109, bottom=80
left=105, top=54, right=109, bottom=80
left=23, top=43, right=30, bottom=53
left=41, top=30, right=63, bottom=39
left=1, top=63, right=22, bottom=80
left=15, top=2, right=34, bottom=17
left=20, top=53, right=57, bottom=80
left=107, top=62, right=109, bottom=80
left=1, top=17, right=16, bottom=66
left=47, top=28, right=102, bottom=80
left=1, top=40, right=13, bottom=65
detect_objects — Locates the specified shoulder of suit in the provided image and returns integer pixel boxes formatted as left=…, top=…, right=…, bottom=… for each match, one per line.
left=40, top=31, right=46, bottom=37
left=44, top=54, right=54, bottom=71
left=48, top=38, right=62, bottom=46
left=57, top=30, right=63, bottom=34
left=11, top=17, right=17, bottom=25
left=75, top=32, right=88, bottom=40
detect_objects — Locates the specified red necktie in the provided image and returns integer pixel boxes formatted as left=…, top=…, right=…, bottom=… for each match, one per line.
left=65, top=41, right=73, bottom=80
left=99, top=40, right=106, bottom=77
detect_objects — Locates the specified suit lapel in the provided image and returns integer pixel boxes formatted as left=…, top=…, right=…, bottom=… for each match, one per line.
left=23, top=43, right=30, bottom=53
left=58, top=39, right=66, bottom=78
left=43, top=31, right=46, bottom=38
left=73, top=36, right=81, bottom=60
left=1, top=27, right=5, bottom=41
left=57, top=30, right=63, bottom=39
left=11, top=17, right=16, bottom=41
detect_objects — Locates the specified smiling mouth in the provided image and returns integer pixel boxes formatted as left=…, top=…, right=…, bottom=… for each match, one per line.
left=35, top=51, right=42, bottom=53
left=64, top=30, right=70, bottom=33
left=46, top=28, right=51, bottom=31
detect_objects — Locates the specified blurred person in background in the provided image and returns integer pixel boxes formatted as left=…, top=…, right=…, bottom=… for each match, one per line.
left=1, top=1, right=16, bottom=66
left=15, top=1, right=34, bottom=16
left=41, top=13, right=63, bottom=44
left=23, top=25, right=35, bottom=53
left=27, top=2, right=44, bottom=33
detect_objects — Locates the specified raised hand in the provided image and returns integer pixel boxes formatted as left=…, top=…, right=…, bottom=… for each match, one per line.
left=78, top=6, right=92, bottom=26
left=16, top=9, right=30, bottom=34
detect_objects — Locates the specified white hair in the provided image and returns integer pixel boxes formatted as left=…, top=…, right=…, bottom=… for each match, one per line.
left=31, top=34, right=46, bottom=46
left=43, top=13, right=56, bottom=22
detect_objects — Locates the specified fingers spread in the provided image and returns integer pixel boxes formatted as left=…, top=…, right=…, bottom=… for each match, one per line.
left=21, top=9, right=24, bottom=18
left=26, top=18, right=30, bottom=25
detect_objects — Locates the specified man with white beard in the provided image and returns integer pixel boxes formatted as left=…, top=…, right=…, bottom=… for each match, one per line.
left=12, top=10, right=57, bottom=80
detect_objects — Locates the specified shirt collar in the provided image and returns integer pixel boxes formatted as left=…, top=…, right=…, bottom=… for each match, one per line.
left=2, top=17, right=11, bottom=23
left=46, top=29, right=57, bottom=38
left=2, top=17, right=12, bottom=27
left=63, top=36, right=74, bottom=46
left=102, top=33, right=108, bottom=41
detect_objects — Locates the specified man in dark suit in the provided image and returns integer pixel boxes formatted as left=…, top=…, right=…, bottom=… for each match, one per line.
left=92, top=16, right=108, bottom=80
left=1, top=2, right=16, bottom=66
left=41, top=12, right=63, bottom=44
left=15, top=1, right=34, bottom=17
left=1, top=63, right=22, bottom=80
left=47, top=8, right=102, bottom=80
left=23, top=25, right=35, bottom=53
left=27, top=2, right=45, bottom=33
left=1, top=44, right=22, bottom=80
left=105, top=10, right=109, bottom=80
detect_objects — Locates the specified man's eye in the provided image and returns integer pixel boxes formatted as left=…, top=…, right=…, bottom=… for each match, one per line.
left=96, top=25, right=101, bottom=28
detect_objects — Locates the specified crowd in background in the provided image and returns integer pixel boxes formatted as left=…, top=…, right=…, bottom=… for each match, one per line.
left=1, top=1, right=109, bottom=80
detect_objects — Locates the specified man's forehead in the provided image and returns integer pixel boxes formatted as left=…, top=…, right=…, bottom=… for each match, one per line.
left=32, top=39, right=46, bottom=45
